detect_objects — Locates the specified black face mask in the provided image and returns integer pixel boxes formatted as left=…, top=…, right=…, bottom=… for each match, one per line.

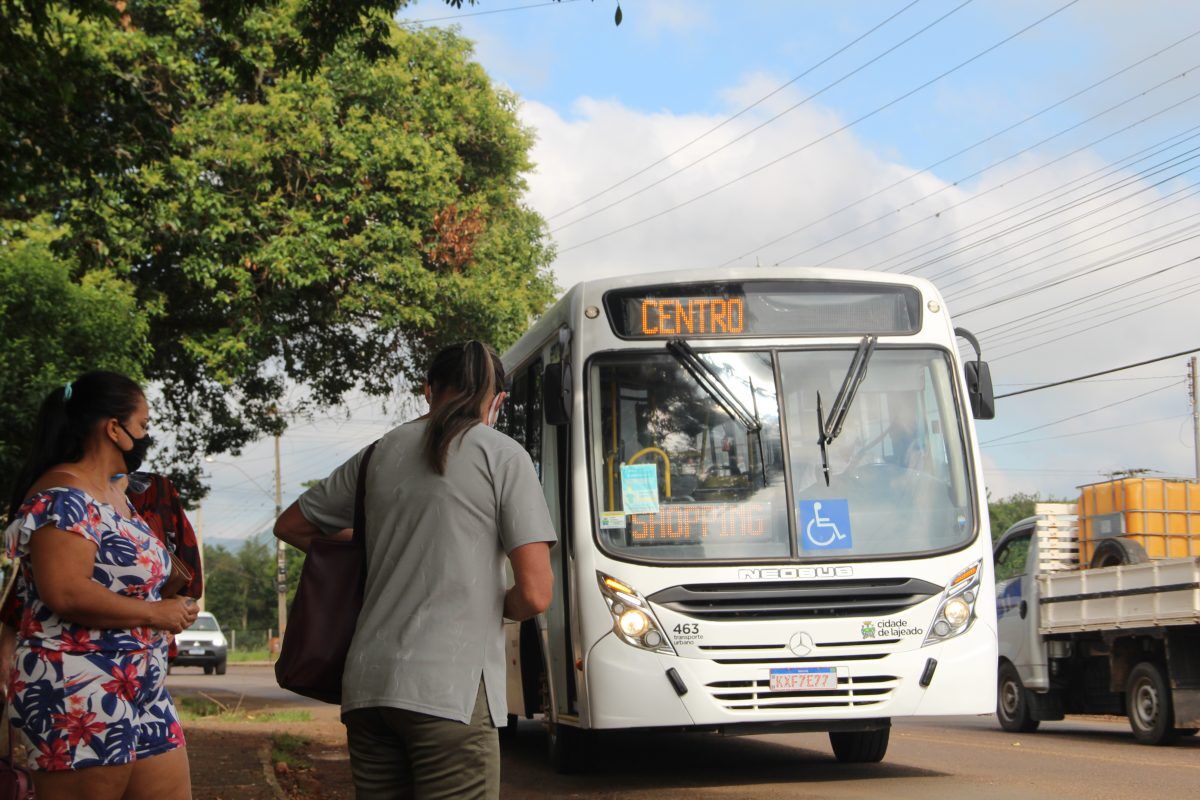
left=117, top=421, right=155, bottom=473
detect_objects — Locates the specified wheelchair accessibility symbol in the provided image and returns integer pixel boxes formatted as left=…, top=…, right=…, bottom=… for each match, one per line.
left=798, top=499, right=852, bottom=551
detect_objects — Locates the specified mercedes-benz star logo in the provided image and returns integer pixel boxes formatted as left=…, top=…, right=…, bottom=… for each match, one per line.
left=788, top=631, right=816, bottom=656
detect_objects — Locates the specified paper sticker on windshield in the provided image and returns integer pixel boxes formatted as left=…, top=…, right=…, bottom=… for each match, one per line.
left=599, top=512, right=626, bottom=530
left=621, top=463, right=660, bottom=515
left=798, top=499, right=852, bottom=551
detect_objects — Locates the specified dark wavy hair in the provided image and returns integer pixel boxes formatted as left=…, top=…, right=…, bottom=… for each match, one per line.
left=422, top=341, right=505, bottom=475
left=7, top=371, right=144, bottom=521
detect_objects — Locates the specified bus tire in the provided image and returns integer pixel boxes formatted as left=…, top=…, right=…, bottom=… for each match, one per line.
left=997, top=661, right=1039, bottom=733
left=1126, top=661, right=1177, bottom=745
left=829, top=728, right=889, bottom=763
left=1090, top=538, right=1148, bottom=569
left=548, top=721, right=587, bottom=773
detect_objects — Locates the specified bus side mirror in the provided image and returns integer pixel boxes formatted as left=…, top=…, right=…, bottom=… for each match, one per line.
left=954, top=326, right=995, bottom=420
left=964, top=360, right=995, bottom=420
left=543, top=361, right=571, bottom=426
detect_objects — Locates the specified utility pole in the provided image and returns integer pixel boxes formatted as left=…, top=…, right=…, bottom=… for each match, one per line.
left=275, top=431, right=287, bottom=643
left=1190, top=356, right=1199, bottom=480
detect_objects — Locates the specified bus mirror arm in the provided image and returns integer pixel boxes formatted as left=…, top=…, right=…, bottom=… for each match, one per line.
left=954, top=327, right=996, bottom=421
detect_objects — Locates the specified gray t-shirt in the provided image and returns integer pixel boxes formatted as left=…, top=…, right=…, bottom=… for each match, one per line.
left=297, top=419, right=557, bottom=725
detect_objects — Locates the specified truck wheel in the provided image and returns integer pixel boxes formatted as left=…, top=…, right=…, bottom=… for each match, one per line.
left=203, top=664, right=214, bottom=675
left=547, top=721, right=587, bottom=773
left=829, top=728, right=889, bottom=763
left=1090, top=538, right=1148, bottom=569
left=215, top=658, right=227, bottom=676
left=997, top=662, right=1039, bottom=733
left=1126, top=662, right=1177, bottom=745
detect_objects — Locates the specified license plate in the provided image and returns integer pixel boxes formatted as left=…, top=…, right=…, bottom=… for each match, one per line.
left=769, top=667, right=838, bottom=692
left=188, top=648, right=205, bottom=655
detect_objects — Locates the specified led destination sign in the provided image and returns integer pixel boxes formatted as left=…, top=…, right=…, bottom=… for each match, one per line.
left=628, top=502, right=772, bottom=545
left=605, top=280, right=922, bottom=339
left=640, top=296, right=746, bottom=336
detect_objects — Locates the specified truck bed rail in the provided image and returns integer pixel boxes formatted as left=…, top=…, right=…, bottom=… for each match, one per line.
left=1038, top=557, right=1200, bottom=634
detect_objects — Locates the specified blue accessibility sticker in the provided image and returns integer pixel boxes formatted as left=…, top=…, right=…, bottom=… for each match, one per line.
left=798, top=499, right=852, bottom=551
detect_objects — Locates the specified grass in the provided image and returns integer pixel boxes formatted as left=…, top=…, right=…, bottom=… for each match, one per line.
left=271, top=732, right=311, bottom=771
left=175, top=693, right=312, bottom=724
left=228, top=649, right=273, bottom=662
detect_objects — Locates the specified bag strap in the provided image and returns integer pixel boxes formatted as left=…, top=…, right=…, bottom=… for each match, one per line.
left=351, top=442, right=379, bottom=546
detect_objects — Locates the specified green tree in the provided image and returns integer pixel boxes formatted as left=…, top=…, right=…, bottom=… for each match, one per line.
left=0, top=220, right=150, bottom=500
left=201, top=544, right=250, bottom=629
left=987, top=491, right=1074, bottom=544
left=1, top=3, right=557, bottom=499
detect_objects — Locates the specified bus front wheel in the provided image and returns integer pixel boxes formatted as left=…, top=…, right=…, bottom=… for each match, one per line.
left=829, top=727, right=889, bottom=763
left=548, top=721, right=587, bottom=773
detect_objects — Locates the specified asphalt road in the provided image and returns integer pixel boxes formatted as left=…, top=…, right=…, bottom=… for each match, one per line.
left=169, top=666, right=1200, bottom=799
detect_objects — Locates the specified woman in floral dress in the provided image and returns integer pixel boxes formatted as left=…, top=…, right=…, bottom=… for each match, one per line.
left=4, top=371, right=197, bottom=799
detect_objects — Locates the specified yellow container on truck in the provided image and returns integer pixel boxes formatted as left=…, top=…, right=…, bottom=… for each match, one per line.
left=1078, top=477, right=1200, bottom=565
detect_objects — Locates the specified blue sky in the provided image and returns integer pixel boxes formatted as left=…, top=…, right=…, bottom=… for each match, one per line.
left=412, top=0, right=1197, bottom=178
left=197, top=0, right=1200, bottom=544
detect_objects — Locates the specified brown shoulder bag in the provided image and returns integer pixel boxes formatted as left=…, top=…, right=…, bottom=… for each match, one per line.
left=275, top=442, right=376, bottom=704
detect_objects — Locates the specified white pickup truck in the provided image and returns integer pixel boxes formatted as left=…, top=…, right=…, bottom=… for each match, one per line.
left=993, top=504, right=1200, bottom=744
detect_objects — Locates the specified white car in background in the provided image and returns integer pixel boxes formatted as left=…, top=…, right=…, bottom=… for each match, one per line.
left=172, top=611, right=229, bottom=675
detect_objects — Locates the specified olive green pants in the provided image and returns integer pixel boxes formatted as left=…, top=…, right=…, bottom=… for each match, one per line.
left=343, top=681, right=499, bottom=800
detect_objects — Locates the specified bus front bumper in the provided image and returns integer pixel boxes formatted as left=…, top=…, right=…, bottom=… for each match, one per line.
left=584, top=623, right=996, bottom=730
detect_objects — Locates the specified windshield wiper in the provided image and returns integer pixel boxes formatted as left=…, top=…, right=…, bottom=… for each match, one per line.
left=667, top=340, right=768, bottom=487
left=816, top=335, right=877, bottom=486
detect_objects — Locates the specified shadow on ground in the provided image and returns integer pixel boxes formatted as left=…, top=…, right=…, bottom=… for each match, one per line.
left=500, top=721, right=947, bottom=798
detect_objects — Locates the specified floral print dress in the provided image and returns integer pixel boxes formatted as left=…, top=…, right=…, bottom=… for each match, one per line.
left=4, top=487, right=185, bottom=771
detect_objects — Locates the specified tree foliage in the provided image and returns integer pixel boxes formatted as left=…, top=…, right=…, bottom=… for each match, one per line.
left=1, top=2, right=556, bottom=499
left=987, top=491, right=1073, bottom=544
left=202, top=538, right=305, bottom=632
left=0, top=220, right=150, bottom=488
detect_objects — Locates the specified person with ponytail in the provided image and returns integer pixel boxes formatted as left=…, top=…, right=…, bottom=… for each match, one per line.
left=2, top=371, right=197, bottom=799
left=275, top=341, right=556, bottom=800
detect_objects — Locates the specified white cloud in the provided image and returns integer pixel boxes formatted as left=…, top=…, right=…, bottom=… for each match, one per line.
left=518, top=74, right=1200, bottom=501
left=632, top=0, right=712, bottom=38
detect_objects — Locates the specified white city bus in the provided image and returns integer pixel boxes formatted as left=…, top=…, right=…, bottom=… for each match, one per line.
left=498, top=267, right=998, bottom=770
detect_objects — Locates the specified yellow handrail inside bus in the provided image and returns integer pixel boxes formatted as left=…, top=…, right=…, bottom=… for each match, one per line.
left=627, top=446, right=672, bottom=498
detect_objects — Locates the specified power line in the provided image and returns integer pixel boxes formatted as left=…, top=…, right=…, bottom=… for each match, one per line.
left=991, top=285, right=1200, bottom=362
left=860, top=120, right=1200, bottom=278
left=549, top=0, right=968, bottom=232
left=935, top=181, right=1200, bottom=299
left=956, top=233, right=1200, bottom=316
left=996, top=376, right=1181, bottom=386
left=397, top=0, right=584, bottom=26
left=982, top=382, right=1185, bottom=445
left=554, top=0, right=1082, bottom=254
left=994, top=348, right=1200, bottom=399
left=715, top=28, right=1200, bottom=269
left=546, top=0, right=926, bottom=221
left=980, top=267, right=1200, bottom=353
left=922, top=141, right=1200, bottom=287
left=982, top=414, right=1188, bottom=448
left=937, top=190, right=1200, bottom=317
left=807, top=75, right=1200, bottom=270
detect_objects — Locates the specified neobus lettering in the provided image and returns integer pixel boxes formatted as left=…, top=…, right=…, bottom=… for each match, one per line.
left=737, top=566, right=854, bottom=580
left=639, top=297, right=746, bottom=336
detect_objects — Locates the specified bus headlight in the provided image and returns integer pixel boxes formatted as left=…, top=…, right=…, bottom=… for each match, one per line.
left=923, top=561, right=981, bottom=646
left=597, top=572, right=675, bottom=654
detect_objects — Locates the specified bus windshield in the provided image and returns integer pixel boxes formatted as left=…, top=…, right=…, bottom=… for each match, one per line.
left=591, top=351, right=791, bottom=561
left=589, top=348, right=973, bottom=562
left=780, top=348, right=973, bottom=558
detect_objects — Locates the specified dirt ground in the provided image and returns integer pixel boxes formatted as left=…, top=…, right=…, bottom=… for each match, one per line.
left=175, top=685, right=354, bottom=799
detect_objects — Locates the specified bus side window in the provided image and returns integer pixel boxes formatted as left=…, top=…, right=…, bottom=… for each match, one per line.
left=526, top=361, right=543, bottom=480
